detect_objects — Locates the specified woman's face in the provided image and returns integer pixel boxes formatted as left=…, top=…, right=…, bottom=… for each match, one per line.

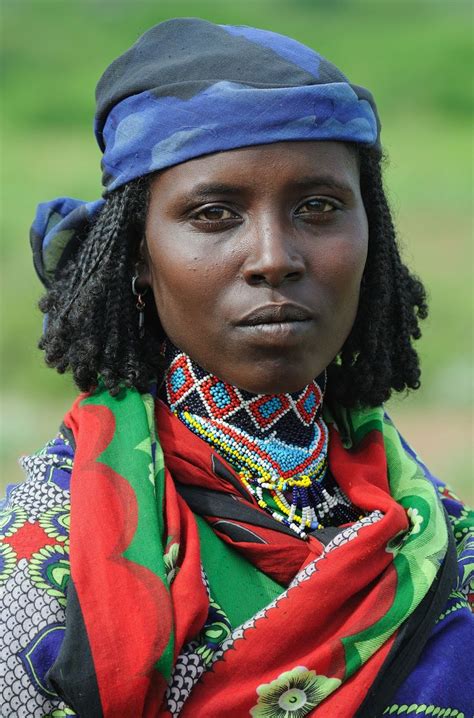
left=143, top=141, right=368, bottom=394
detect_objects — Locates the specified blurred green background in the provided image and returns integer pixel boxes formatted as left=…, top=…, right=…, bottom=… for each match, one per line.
left=1, top=0, right=472, bottom=500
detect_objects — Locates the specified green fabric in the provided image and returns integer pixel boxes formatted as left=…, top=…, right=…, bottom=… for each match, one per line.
left=195, top=514, right=284, bottom=628
left=340, top=408, right=448, bottom=674
left=81, top=387, right=175, bottom=680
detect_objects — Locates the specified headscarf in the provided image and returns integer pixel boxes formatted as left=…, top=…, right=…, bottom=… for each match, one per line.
left=30, top=18, right=380, bottom=288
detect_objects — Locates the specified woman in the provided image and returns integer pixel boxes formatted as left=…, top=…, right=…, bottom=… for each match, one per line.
left=1, top=18, right=472, bottom=718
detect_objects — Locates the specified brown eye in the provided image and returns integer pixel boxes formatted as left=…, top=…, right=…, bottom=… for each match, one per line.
left=194, top=206, right=238, bottom=221
left=296, top=198, right=336, bottom=214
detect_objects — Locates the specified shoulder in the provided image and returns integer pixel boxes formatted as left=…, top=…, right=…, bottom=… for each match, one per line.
left=1, top=428, right=76, bottom=716
left=1, top=425, right=74, bottom=572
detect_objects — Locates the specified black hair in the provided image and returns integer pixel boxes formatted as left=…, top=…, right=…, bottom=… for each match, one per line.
left=38, top=146, right=427, bottom=407
left=327, top=147, right=428, bottom=406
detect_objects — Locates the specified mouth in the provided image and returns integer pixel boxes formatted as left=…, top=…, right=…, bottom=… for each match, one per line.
left=236, top=303, right=314, bottom=327
left=235, top=303, right=315, bottom=344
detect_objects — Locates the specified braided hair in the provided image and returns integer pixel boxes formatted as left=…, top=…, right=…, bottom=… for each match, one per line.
left=38, top=146, right=428, bottom=407
left=327, top=147, right=428, bottom=406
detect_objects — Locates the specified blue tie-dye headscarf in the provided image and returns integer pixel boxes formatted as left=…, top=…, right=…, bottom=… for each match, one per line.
left=31, top=18, right=380, bottom=287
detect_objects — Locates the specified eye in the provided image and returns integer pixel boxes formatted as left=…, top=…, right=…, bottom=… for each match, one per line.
left=295, top=198, right=339, bottom=215
left=191, top=205, right=240, bottom=223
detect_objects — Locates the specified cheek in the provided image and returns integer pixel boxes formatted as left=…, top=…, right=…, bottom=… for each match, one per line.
left=316, top=234, right=368, bottom=298
left=146, top=242, right=218, bottom=326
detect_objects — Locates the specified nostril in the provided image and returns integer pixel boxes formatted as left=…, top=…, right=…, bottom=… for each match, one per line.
left=247, top=273, right=268, bottom=286
left=241, top=242, right=306, bottom=287
left=246, top=269, right=302, bottom=288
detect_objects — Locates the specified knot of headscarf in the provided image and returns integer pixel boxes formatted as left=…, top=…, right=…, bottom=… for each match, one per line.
left=31, top=18, right=381, bottom=288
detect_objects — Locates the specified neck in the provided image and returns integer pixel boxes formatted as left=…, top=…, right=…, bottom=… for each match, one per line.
left=161, top=340, right=358, bottom=536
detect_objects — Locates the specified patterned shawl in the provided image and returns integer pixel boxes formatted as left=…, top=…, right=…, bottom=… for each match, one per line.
left=2, top=384, right=472, bottom=717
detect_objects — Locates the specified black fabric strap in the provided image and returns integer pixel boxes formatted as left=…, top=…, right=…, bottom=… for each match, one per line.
left=175, top=481, right=297, bottom=538
left=175, top=480, right=344, bottom=547
left=60, top=421, right=76, bottom=449
left=47, top=579, right=103, bottom=718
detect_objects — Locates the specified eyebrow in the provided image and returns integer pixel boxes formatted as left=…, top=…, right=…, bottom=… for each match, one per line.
left=185, top=176, right=354, bottom=201
left=185, top=183, right=241, bottom=201
left=291, top=175, right=354, bottom=194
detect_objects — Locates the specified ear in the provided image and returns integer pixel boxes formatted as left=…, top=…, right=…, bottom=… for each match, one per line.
left=135, top=237, right=152, bottom=288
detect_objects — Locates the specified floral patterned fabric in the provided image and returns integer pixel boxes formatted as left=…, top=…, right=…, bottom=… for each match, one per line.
left=250, top=666, right=341, bottom=718
left=1, top=385, right=473, bottom=717
left=0, top=434, right=75, bottom=717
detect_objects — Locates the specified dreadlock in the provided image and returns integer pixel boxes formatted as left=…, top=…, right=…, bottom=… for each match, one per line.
left=39, top=177, right=162, bottom=395
left=326, top=146, right=428, bottom=406
left=39, top=146, right=428, bottom=406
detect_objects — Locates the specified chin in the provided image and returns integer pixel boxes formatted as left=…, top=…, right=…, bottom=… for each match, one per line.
left=228, top=360, right=324, bottom=396
left=243, top=378, right=312, bottom=395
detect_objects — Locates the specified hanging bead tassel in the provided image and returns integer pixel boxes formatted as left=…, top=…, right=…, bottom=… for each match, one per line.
left=136, top=294, right=146, bottom=339
left=131, top=274, right=148, bottom=339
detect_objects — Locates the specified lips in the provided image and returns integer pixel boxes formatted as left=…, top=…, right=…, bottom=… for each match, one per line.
left=236, top=303, right=313, bottom=326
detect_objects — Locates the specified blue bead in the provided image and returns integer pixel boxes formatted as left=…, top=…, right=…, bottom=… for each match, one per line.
left=170, top=367, right=186, bottom=391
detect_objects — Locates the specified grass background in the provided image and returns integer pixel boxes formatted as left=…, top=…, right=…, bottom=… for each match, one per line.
left=1, top=0, right=472, bottom=499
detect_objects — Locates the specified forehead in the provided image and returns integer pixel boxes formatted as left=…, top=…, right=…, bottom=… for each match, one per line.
left=149, top=141, right=360, bottom=199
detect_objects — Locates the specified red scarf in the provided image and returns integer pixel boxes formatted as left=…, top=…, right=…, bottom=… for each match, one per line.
left=62, top=387, right=448, bottom=716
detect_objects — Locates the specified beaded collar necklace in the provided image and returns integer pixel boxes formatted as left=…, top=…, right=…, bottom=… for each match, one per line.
left=161, top=342, right=359, bottom=538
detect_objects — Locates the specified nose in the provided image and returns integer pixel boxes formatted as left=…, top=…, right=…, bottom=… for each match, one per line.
left=241, top=216, right=305, bottom=288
